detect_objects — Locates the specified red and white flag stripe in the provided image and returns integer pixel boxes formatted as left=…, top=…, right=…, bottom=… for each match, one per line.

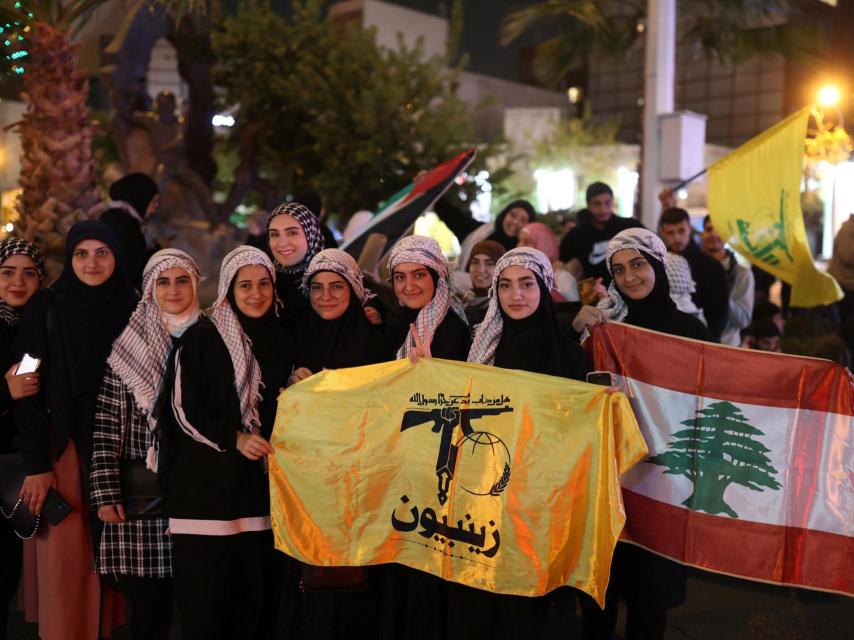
left=587, top=322, right=853, bottom=597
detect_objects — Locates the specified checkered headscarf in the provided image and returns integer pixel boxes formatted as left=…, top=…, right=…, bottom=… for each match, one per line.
left=387, top=235, right=467, bottom=358
left=302, top=248, right=375, bottom=305
left=598, top=228, right=668, bottom=321
left=210, top=245, right=278, bottom=435
left=267, top=202, right=325, bottom=276
left=0, top=237, right=44, bottom=325
left=468, top=248, right=554, bottom=365
left=108, top=248, right=201, bottom=471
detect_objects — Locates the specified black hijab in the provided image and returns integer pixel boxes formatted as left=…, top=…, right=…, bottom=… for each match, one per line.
left=295, top=279, right=390, bottom=372
left=494, top=276, right=588, bottom=380
left=227, top=287, right=292, bottom=438
left=51, top=220, right=138, bottom=461
left=489, top=200, right=537, bottom=251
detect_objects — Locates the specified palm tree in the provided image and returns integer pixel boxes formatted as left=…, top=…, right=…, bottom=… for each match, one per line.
left=501, top=0, right=810, bottom=87
left=1, top=0, right=203, bottom=270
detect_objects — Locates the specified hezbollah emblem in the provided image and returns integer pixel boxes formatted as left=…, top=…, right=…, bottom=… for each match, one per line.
left=390, top=391, right=513, bottom=560
left=648, top=401, right=781, bottom=518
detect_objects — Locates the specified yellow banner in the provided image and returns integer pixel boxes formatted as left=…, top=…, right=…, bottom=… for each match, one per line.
left=708, top=106, right=842, bottom=307
left=269, top=358, right=646, bottom=606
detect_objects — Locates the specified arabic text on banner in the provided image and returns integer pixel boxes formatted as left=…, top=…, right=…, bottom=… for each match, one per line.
left=269, top=358, right=647, bottom=606
left=586, top=322, right=854, bottom=598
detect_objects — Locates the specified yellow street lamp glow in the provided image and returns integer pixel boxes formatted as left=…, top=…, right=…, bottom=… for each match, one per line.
left=817, top=85, right=841, bottom=108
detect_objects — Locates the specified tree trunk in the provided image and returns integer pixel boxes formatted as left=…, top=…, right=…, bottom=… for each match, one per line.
left=682, top=473, right=738, bottom=518
left=12, top=22, right=101, bottom=274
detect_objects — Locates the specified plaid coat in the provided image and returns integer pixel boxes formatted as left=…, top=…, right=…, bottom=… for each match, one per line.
left=90, top=366, right=171, bottom=578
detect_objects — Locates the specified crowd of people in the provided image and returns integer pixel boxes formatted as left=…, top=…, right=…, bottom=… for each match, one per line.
left=0, top=172, right=848, bottom=640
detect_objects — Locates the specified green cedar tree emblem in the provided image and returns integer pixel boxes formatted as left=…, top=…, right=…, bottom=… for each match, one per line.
left=648, top=401, right=782, bottom=518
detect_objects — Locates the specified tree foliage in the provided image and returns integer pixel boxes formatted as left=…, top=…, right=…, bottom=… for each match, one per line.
left=212, top=0, right=487, bottom=216
left=501, top=0, right=813, bottom=86
left=649, top=401, right=781, bottom=519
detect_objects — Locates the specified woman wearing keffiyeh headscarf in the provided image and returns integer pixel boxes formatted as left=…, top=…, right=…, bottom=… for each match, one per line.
left=580, top=227, right=711, bottom=640
left=290, top=249, right=389, bottom=384
left=162, top=245, right=291, bottom=640
left=469, top=247, right=590, bottom=379
left=89, top=248, right=201, bottom=640
left=0, top=237, right=43, bottom=638
left=266, top=201, right=325, bottom=328
left=285, top=249, right=390, bottom=636
left=593, top=228, right=711, bottom=341
left=385, top=235, right=470, bottom=361
left=462, top=248, right=590, bottom=639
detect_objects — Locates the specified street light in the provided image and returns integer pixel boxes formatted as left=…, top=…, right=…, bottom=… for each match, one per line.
left=817, top=84, right=842, bottom=108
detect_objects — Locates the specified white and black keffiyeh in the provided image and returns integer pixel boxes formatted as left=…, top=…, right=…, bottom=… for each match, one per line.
left=0, top=237, right=44, bottom=325
left=267, top=202, right=325, bottom=275
left=386, top=235, right=467, bottom=358
left=468, top=247, right=554, bottom=365
left=210, top=245, right=277, bottom=435
left=302, top=248, right=375, bottom=305
left=665, top=252, right=705, bottom=320
left=597, top=228, right=668, bottom=321
left=107, top=248, right=201, bottom=471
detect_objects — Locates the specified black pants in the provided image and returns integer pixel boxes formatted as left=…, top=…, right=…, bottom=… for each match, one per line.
left=580, top=543, right=684, bottom=640
left=0, top=521, right=22, bottom=640
left=106, top=573, right=173, bottom=640
left=172, top=530, right=270, bottom=640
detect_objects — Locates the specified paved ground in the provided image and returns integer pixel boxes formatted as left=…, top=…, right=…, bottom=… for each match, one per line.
left=7, top=567, right=853, bottom=639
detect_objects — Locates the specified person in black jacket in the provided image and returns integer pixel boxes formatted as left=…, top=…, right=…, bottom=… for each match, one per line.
left=100, top=173, right=160, bottom=291
left=577, top=227, right=712, bottom=640
left=287, top=249, right=391, bottom=638
left=13, top=220, right=138, bottom=640
left=0, top=238, right=44, bottom=640
left=559, top=182, right=644, bottom=284
left=384, top=235, right=471, bottom=362
left=659, top=207, right=729, bottom=341
left=164, top=245, right=292, bottom=640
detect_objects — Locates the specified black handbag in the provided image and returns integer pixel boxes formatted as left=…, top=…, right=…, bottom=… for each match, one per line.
left=119, top=459, right=164, bottom=519
left=0, top=452, right=39, bottom=539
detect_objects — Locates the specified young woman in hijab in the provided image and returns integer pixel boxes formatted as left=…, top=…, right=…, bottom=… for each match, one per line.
left=459, top=239, right=505, bottom=326
left=458, top=247, right=591, bottom=639
left=290, top=249, right=390, bottom=383
left=584, top=228, right=713, bottom=342
left=469, top=247, right=590, bottom=379
left=266, top=202, right=325, bottom=327
left=89, top=249, right=201, bottom=640
left=385, top=235, right=471, bottom=361
left=435, top=197, right=537, bottom=261
left=163, top=245, right=292, bottom=640
left=0, top=238, right=44, bottom=640
left=517, top=221, right=580, bottom=302
left=14, top=220, right=137, bottom=640
left=574, top=227, right=712, bottom=640
left=286, top=249, right=391, bottom=637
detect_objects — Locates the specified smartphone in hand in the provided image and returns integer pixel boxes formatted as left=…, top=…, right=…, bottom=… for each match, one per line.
left=15, top=353, right=41, bottom=376
left=586, top=371, right=615, bottom=387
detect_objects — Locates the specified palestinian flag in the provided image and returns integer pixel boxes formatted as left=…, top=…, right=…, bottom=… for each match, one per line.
left=340, top=148, right=476, bottom=259
left=586, top=322, right=854, bottom=598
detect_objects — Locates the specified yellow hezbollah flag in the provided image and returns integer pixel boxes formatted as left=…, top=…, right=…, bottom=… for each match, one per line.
left=708, top=106, right=842, bottom=307
left=269, top=358, right=646, bottom=606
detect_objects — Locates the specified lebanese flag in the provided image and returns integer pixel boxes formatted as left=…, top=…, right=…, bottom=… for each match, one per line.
left=340, top=148, right=476, bottom=259
left=586, top=322, right=854, bottom=597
